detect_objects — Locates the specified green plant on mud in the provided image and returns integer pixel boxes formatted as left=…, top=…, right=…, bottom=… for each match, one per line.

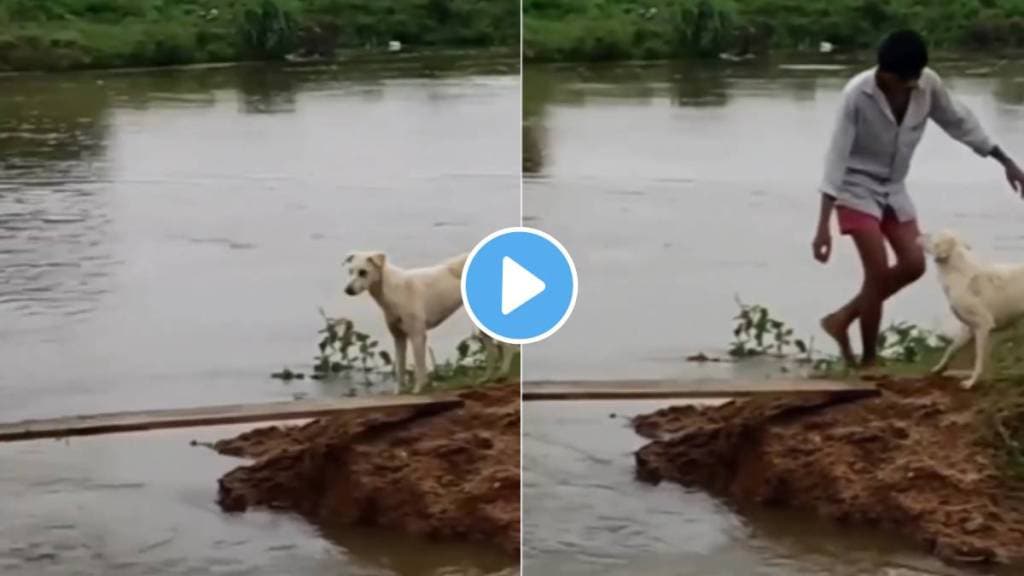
left=312, top=309, right=392, bottom=378
left=729, top=298, right=807, bottom=358
left=876, top=321, right=952, bottom=364
left=429, top=332, right=498, bottom=387
left=981, top=389, right=1024, bottom=479
left=272, top=310, right=513, bottom=393
left=958, top=322, right=1024, bottom=480
left=726, top=297, right=954, bottom=375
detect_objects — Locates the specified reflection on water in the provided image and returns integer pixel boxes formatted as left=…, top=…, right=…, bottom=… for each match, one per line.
left=0, top=77, right=114, bottom=324
left=0, top=55, right=518, bottom=576
left=237, top=66, right=299, bottom=114
left=522, top=57, right=1024, bottom=574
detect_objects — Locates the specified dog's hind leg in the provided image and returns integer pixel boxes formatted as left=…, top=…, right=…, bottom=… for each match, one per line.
left=931, top=326, right=971, bottom=376
left=392, top=334, right=407, bottom=391
left=962, top=322, right=993, bottom=389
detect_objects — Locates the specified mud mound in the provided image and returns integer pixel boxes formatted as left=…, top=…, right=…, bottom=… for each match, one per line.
left=634, top=378, right=1024, bottom=566
left=215, top=383, right=520, bottom=555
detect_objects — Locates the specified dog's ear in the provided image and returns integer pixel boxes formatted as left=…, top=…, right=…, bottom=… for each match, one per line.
left=342, top=253, right=355, bottom=266
left=367, top=252, right=386, bottom=269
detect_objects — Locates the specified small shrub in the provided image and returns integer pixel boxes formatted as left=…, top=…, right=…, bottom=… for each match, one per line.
left=729, top=298, right=806, bottom=358
left=876, top=321, right=952, bottom=364
left=313, top=309, right=392, bottom=378
left=273, top=309, right=498, bottom=393
left=238, top=0, right=299, bottom=59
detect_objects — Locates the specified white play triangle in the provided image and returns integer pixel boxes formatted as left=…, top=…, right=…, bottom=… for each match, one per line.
left=501, top=256, right=545, bottom=315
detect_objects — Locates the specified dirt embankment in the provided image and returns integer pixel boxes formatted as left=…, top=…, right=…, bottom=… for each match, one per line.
left=214, top=383, right=520, bottom=555
left=634, top=378, right=1024, bottom=566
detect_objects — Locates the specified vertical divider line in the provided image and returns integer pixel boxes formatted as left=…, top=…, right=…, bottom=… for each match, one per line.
left=517, top=0, right=526, bottom=570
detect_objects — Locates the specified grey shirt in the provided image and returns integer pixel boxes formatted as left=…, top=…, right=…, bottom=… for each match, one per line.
left=820, top=67, right=995, bottom=221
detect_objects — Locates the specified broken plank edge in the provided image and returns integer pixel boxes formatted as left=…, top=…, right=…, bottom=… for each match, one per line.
left=521, top=379, right=878, bottom=401
left=522, top=389, right=880, bottom=401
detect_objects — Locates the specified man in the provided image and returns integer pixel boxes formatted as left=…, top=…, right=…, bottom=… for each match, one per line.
left=812, top=29, right=1024, bottom=368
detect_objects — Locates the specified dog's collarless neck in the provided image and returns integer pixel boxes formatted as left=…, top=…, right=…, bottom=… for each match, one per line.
left=368, top=267, right=387, bottom=300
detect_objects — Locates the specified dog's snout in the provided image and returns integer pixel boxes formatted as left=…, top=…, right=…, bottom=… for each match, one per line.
left=344, top=286, right=356, bottom=296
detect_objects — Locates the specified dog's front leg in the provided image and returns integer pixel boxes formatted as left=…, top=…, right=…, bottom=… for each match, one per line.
left=410, top=329, right=429, bottom=394
left=931, top=326, right=971, bottom=376
left=962, top=323, right=993, bottom=390
left=392, top=334, right=407, bottom=391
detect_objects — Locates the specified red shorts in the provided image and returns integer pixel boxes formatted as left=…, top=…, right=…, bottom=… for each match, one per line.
left=836, top=205, right=918, bottom=238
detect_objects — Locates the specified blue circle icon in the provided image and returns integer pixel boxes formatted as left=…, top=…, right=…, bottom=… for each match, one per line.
left=462, top=227, right=578, bottom=345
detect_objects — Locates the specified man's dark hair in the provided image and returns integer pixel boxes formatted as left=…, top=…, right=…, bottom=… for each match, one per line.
left=877, top=29, right=929, bottom=80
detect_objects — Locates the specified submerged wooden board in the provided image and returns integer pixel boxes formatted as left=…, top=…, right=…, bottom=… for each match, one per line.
left=0, top=395, right=463, bottom=443
left=522, top=378, right=878, bottom=401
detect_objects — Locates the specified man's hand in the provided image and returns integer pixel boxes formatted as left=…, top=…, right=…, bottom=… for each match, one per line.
left=990, top=146, right=1024, bottom=195
left=812, top=228, right=832, bottom=263
left=1006, top=162, right=1024, bottom=195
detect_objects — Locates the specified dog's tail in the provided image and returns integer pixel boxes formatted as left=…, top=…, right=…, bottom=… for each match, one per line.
left=446, top=253, right=470, bottom=279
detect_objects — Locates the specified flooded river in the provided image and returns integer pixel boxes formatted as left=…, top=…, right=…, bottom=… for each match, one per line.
left=0, top=54, right=518, bottom=575
left=524, top=399, right=995, bottom=576
left=522, top=58, right=1024, bottom=574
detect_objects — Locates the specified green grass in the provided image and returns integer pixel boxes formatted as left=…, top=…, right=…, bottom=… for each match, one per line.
left=300, top=313, right=520, bottom=395
left=524, top=0, right=1024, bottom=62
left=429, top=349, right=522, bottom=392
left=810, top=321, right=1024, bottom=382
left=0, top=0, right=519, bottom=71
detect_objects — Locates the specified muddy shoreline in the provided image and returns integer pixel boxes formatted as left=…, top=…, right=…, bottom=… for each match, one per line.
left=633, top=377, right=1024, bottom=567
left=214, top=383, right=520, bottom=555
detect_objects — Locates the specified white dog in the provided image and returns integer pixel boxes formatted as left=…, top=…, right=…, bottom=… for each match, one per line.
left=343, top=251, right=517, bottom=393
left=920, top=230, right=1024, bottom=389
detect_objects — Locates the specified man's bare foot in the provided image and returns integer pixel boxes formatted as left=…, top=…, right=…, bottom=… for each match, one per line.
left=854, top=357, right=885, bottom=379
left=821, top=313, right=856, bottom=366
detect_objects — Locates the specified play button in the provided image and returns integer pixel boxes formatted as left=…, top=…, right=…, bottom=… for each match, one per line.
left=501, top=257, right=545, bottom=315
left=462, top=227, right=578, bottom=344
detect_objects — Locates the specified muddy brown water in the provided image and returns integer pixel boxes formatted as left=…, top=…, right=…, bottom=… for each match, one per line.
left=0, top=54, right=518, bottom=575
left=522, top=58, right=1024, bottom=574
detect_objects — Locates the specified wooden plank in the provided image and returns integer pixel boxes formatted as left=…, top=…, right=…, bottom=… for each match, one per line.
left=0, top=395, right=463, bottom=443
left=522, top=378, right=877, bottom=401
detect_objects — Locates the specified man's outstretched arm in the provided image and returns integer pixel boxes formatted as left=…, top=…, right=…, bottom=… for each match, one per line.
left=928, top=70, right=1024, bottom=193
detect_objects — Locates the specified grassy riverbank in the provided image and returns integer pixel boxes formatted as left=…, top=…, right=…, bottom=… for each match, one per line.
left=0, top=0, right=518, bottom=71
left=524, top=0, right=1024, bottom=62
